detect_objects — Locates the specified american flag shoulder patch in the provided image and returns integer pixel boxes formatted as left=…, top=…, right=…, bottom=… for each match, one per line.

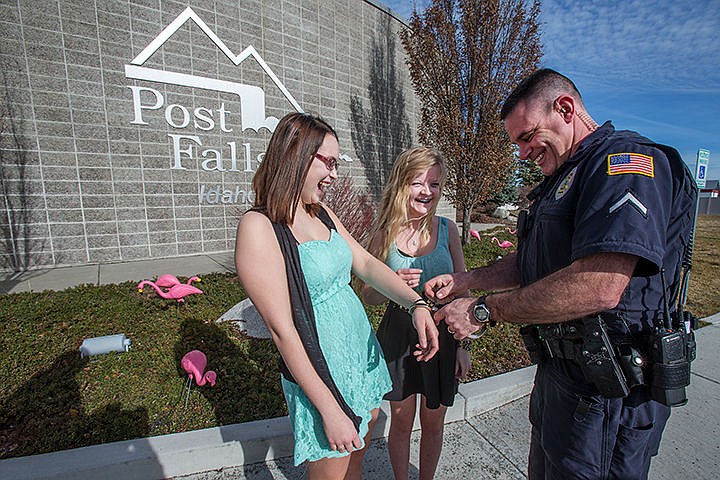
left=607, top=152, right=654, bottom=177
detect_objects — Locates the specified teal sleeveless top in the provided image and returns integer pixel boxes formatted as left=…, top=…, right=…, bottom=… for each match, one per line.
left=386, top=216, right=453, bottom=290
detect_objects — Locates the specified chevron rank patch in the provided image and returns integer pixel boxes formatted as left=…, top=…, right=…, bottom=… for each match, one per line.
left=609, top=190, right=648, bottom=218
left=607, top=153, right=654, bottom=177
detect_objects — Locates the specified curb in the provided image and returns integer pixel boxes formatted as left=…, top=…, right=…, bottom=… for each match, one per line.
left=704, top=311, right=720, bottom=325
left=0, top=366, right=536, bottom=480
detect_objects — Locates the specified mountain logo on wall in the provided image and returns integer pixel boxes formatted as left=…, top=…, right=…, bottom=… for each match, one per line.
left=124, top=6, right=302, bottom=132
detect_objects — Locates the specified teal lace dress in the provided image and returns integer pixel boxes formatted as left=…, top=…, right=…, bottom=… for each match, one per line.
left=281, top=229, right=392, bottom=465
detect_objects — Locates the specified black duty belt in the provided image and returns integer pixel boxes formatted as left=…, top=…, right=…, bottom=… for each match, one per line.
left=524, top=316, right=636, bottom=397
left=541, top=337, right=581, bottom=360
left=536, top=319, right=636, bottom=361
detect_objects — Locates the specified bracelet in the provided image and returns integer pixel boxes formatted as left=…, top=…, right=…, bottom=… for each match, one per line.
left=407, top=298, right=429, bottom=315
left=410, top=304, right=433, bottom=315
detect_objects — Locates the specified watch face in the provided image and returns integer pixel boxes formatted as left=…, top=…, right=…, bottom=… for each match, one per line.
left=473, top=302, right=490, bottom=322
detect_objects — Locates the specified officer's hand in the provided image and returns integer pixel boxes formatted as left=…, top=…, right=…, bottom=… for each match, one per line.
left=434, top=297, right=482, bottom=339
left=424, top=273, right=466, bottom=303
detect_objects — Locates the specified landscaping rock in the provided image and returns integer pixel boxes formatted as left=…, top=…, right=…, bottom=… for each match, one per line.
left=217, top=298, right=271, bottom=339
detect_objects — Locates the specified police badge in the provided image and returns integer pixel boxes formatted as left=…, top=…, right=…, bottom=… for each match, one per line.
left=555, top=166, right=577, bottom=200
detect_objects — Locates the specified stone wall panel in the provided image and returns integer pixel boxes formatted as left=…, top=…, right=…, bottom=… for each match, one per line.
left=0, top=0, right=443, bottom=272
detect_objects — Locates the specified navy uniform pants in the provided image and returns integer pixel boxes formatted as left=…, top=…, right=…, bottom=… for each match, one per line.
left=528, top=361, right=670, bottom=480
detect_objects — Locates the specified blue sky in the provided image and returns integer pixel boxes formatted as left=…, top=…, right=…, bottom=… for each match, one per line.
left=383, top=0, right=720, bottom=181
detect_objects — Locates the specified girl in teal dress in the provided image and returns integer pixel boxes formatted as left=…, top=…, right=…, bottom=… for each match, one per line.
left=362, top=147, right=468, bottom=480
left=234, top=113, right=440, bottom=479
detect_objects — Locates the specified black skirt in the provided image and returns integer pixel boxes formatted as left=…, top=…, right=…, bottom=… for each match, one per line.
left=376, top=302, right=458, bottom=409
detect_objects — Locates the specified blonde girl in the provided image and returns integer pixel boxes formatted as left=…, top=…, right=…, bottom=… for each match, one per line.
left=362, top=147, right=468, bottom=480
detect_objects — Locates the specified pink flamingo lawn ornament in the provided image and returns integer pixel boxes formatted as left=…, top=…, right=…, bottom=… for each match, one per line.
left=491, top=237, right=515, bottom=251
left=155, top=274, right=201, bottom=290
left=180, top=350, right=217, bottom=408
left=470, top=229, right=482, bottom=241
left=137, top=280, right=203, bottom=303
left=505, top=227, right=517, bottom=235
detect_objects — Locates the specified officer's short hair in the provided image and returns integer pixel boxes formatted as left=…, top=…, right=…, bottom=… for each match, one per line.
left=501, top=68, right=582, bottom=120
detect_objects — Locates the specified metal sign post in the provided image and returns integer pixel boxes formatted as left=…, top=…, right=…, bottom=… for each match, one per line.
left=679, top=148, right=710, bottom=324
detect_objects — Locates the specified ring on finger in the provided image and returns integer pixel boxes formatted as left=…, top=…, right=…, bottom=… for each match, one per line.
left=448, top=326, right=454, bottom=334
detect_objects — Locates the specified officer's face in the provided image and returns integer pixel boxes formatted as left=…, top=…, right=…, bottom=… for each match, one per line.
left=504, top=99, right=573, bottom=176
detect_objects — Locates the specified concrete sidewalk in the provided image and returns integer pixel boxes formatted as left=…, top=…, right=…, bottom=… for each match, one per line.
left=0, top=365, right=537, bottom=480
left=0, top=251, right=236, bottom=295
left=173, top=319, right=720, bottom=480
left=0, top=223, right=506, bottom=295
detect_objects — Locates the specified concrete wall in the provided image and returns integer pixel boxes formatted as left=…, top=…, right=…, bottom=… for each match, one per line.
left=1, top=0, right=452, bottom=272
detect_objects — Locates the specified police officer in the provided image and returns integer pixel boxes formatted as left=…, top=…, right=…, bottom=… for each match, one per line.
left=425, top=68, right=697, bottom=479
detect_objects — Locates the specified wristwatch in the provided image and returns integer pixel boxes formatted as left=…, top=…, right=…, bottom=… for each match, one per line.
left=472, top=296, right=495, bottom=327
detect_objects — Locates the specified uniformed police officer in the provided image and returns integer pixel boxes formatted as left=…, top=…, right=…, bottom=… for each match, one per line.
left=424, top=69, right=697, bottom=479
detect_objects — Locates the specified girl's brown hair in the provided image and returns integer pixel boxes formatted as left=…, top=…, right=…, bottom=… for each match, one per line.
left=252, top=112, right=337, bottom=224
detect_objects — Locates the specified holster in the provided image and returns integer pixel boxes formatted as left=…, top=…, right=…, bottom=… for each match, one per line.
left=519, top=324, right=548, bottom=364
left=575, top=316, right=630, bottom=398
left=520, top=316, right=631, bottom=398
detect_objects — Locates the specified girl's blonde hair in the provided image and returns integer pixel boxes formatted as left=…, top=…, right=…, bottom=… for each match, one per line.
left=369, top=147, right=447, bottom=261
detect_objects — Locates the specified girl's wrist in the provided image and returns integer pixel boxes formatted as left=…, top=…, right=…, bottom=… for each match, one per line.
left=407, top=298, right=430, bottom=315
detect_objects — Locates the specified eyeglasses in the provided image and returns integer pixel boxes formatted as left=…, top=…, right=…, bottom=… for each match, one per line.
left=315, top=153, right=338, bottom=172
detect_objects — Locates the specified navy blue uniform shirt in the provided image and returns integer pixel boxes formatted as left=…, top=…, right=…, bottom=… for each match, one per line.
left=517, top=122, right=697, bottom=336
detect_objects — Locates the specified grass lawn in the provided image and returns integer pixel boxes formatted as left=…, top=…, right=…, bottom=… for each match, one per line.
left=1, top=217, right=717, bottom=459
